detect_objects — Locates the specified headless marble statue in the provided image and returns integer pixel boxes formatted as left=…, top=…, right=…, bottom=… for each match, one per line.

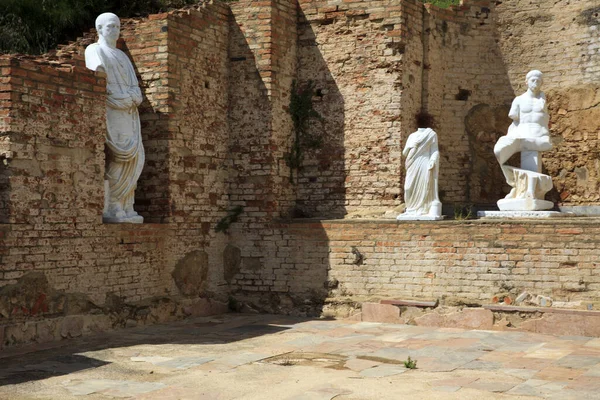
left=493, top=70, right=554, bottom=211
left=85, top=13, right=145, bottom=223
left=397, top=127, right=443, bottom=220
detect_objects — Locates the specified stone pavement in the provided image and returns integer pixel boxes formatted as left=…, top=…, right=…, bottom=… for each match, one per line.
left=1, top=314, right=600, bottom=399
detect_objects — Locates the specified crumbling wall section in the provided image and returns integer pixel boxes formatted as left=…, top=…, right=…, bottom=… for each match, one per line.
left=0, top=6, right=233, bottom=349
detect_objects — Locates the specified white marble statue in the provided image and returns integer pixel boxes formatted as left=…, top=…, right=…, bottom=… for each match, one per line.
left=397, top=127, right=442, bottom=221
left=493, top=70, right=553, bottom=211
left=85, top=13, right=145, bottom=223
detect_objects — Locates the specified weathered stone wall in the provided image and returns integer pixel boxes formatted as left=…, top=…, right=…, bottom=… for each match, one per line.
left=494, top=0, right=600, bottom=206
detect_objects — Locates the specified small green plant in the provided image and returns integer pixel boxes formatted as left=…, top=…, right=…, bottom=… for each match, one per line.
left=421, top=0, right=460, bottom=8
left=228, top=295, right=240, bottom=312
left=215, top=205, right=243, bottom=234
left=404, top=356, right=418, bottom=369
left=453, top=204, right=473, bottom=220
left=285, top=80, right=323, bottom=183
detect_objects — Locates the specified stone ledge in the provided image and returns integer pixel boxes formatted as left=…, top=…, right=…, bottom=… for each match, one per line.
left=282, top=217, right=600, bottom=226
left=484, top=305, right=600, bottom=317
left=356, top=302, right=600, bottom=337
left=380, top=299, right=438, bottom=308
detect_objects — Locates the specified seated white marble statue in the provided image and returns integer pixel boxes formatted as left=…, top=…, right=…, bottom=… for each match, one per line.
left=493, top=70, right=554, bottom=211
left=397, top=127, right=442, bottom=220
left=85, top=13, right=145, bottom=223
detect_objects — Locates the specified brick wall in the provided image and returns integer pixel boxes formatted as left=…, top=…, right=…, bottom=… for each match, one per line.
left=225, top=0, right=301, bottom=303
left=0, top=54, right=178, bottom=304
left=296, top=0, right=409, bottom=217
left=119, top=16, right=171, bottom=220
left=269, top=219, right=600, bottom=308
left=423, top=2, right=515, bottom=205
left=2, top=0, right=600, bottom=347
left=0, top=56, right=106, bottom=226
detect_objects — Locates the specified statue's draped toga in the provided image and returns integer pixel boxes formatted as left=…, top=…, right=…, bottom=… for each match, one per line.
left=85, top=13, right=144, bottom=223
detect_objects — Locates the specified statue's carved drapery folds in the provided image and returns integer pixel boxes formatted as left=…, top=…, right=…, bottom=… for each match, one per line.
left=397, top=127, right=443, bottom=221
left=85, top=13, right=145, bottom=223
left=493, top=70, right=554, bottom=211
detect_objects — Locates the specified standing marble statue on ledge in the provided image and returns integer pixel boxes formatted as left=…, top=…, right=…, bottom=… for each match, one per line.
left=397, top=127, right=443, bottom=221
left=493, top=70, right=554, bottom=212
left=85, top=13, right=145, bottom=223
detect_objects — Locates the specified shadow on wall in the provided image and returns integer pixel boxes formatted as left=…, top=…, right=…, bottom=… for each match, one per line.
left=464, top=103, right=512, bottom=207
left=224, top=5, right=336, bottom=316
left=294, top=8, right=346, bottom=219
left=118, top=38, right=172, bottom=223
left=0, top=160, right=9, bottom=223
left=227, top=15, right=273, bottom=220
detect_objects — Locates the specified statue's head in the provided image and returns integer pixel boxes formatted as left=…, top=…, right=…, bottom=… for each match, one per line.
left=525, top=70, right=543, bottom=93
left=96, top=13, right=120, bottom=43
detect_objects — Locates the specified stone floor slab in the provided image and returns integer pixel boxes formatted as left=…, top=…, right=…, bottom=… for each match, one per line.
left=359, top=364, right=408, bottom=378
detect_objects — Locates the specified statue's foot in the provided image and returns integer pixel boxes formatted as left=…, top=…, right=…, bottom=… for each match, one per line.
left=124, top=208, right=143, bottom=223
left=103, top=204, right=131, bottom=223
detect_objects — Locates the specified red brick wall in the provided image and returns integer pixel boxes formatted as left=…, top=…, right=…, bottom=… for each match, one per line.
left=296, top=0, right=411, bottom=217
left=119, top=16, right=171, bottom=220
left=0, top=56, right=106, bottom=225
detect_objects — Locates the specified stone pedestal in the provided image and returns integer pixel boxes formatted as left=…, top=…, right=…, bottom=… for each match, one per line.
left=498, top=198, right=554, bottom=211
left=396, top=215, right=444, bottom=221
left=103, top=214, right=144, bottom=224
left=477, top=210, right=568, bottom=219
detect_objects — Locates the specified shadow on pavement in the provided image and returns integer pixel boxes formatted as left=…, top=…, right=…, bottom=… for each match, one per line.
left=0, top=313, right=308, bottom=386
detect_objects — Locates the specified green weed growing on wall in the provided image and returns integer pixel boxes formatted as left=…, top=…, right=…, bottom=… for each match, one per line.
left=215, top=205, right=243, bottom=234
left=421, top=0, right=460, bottom=8
left=286, top=80, right=323, bottom=183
